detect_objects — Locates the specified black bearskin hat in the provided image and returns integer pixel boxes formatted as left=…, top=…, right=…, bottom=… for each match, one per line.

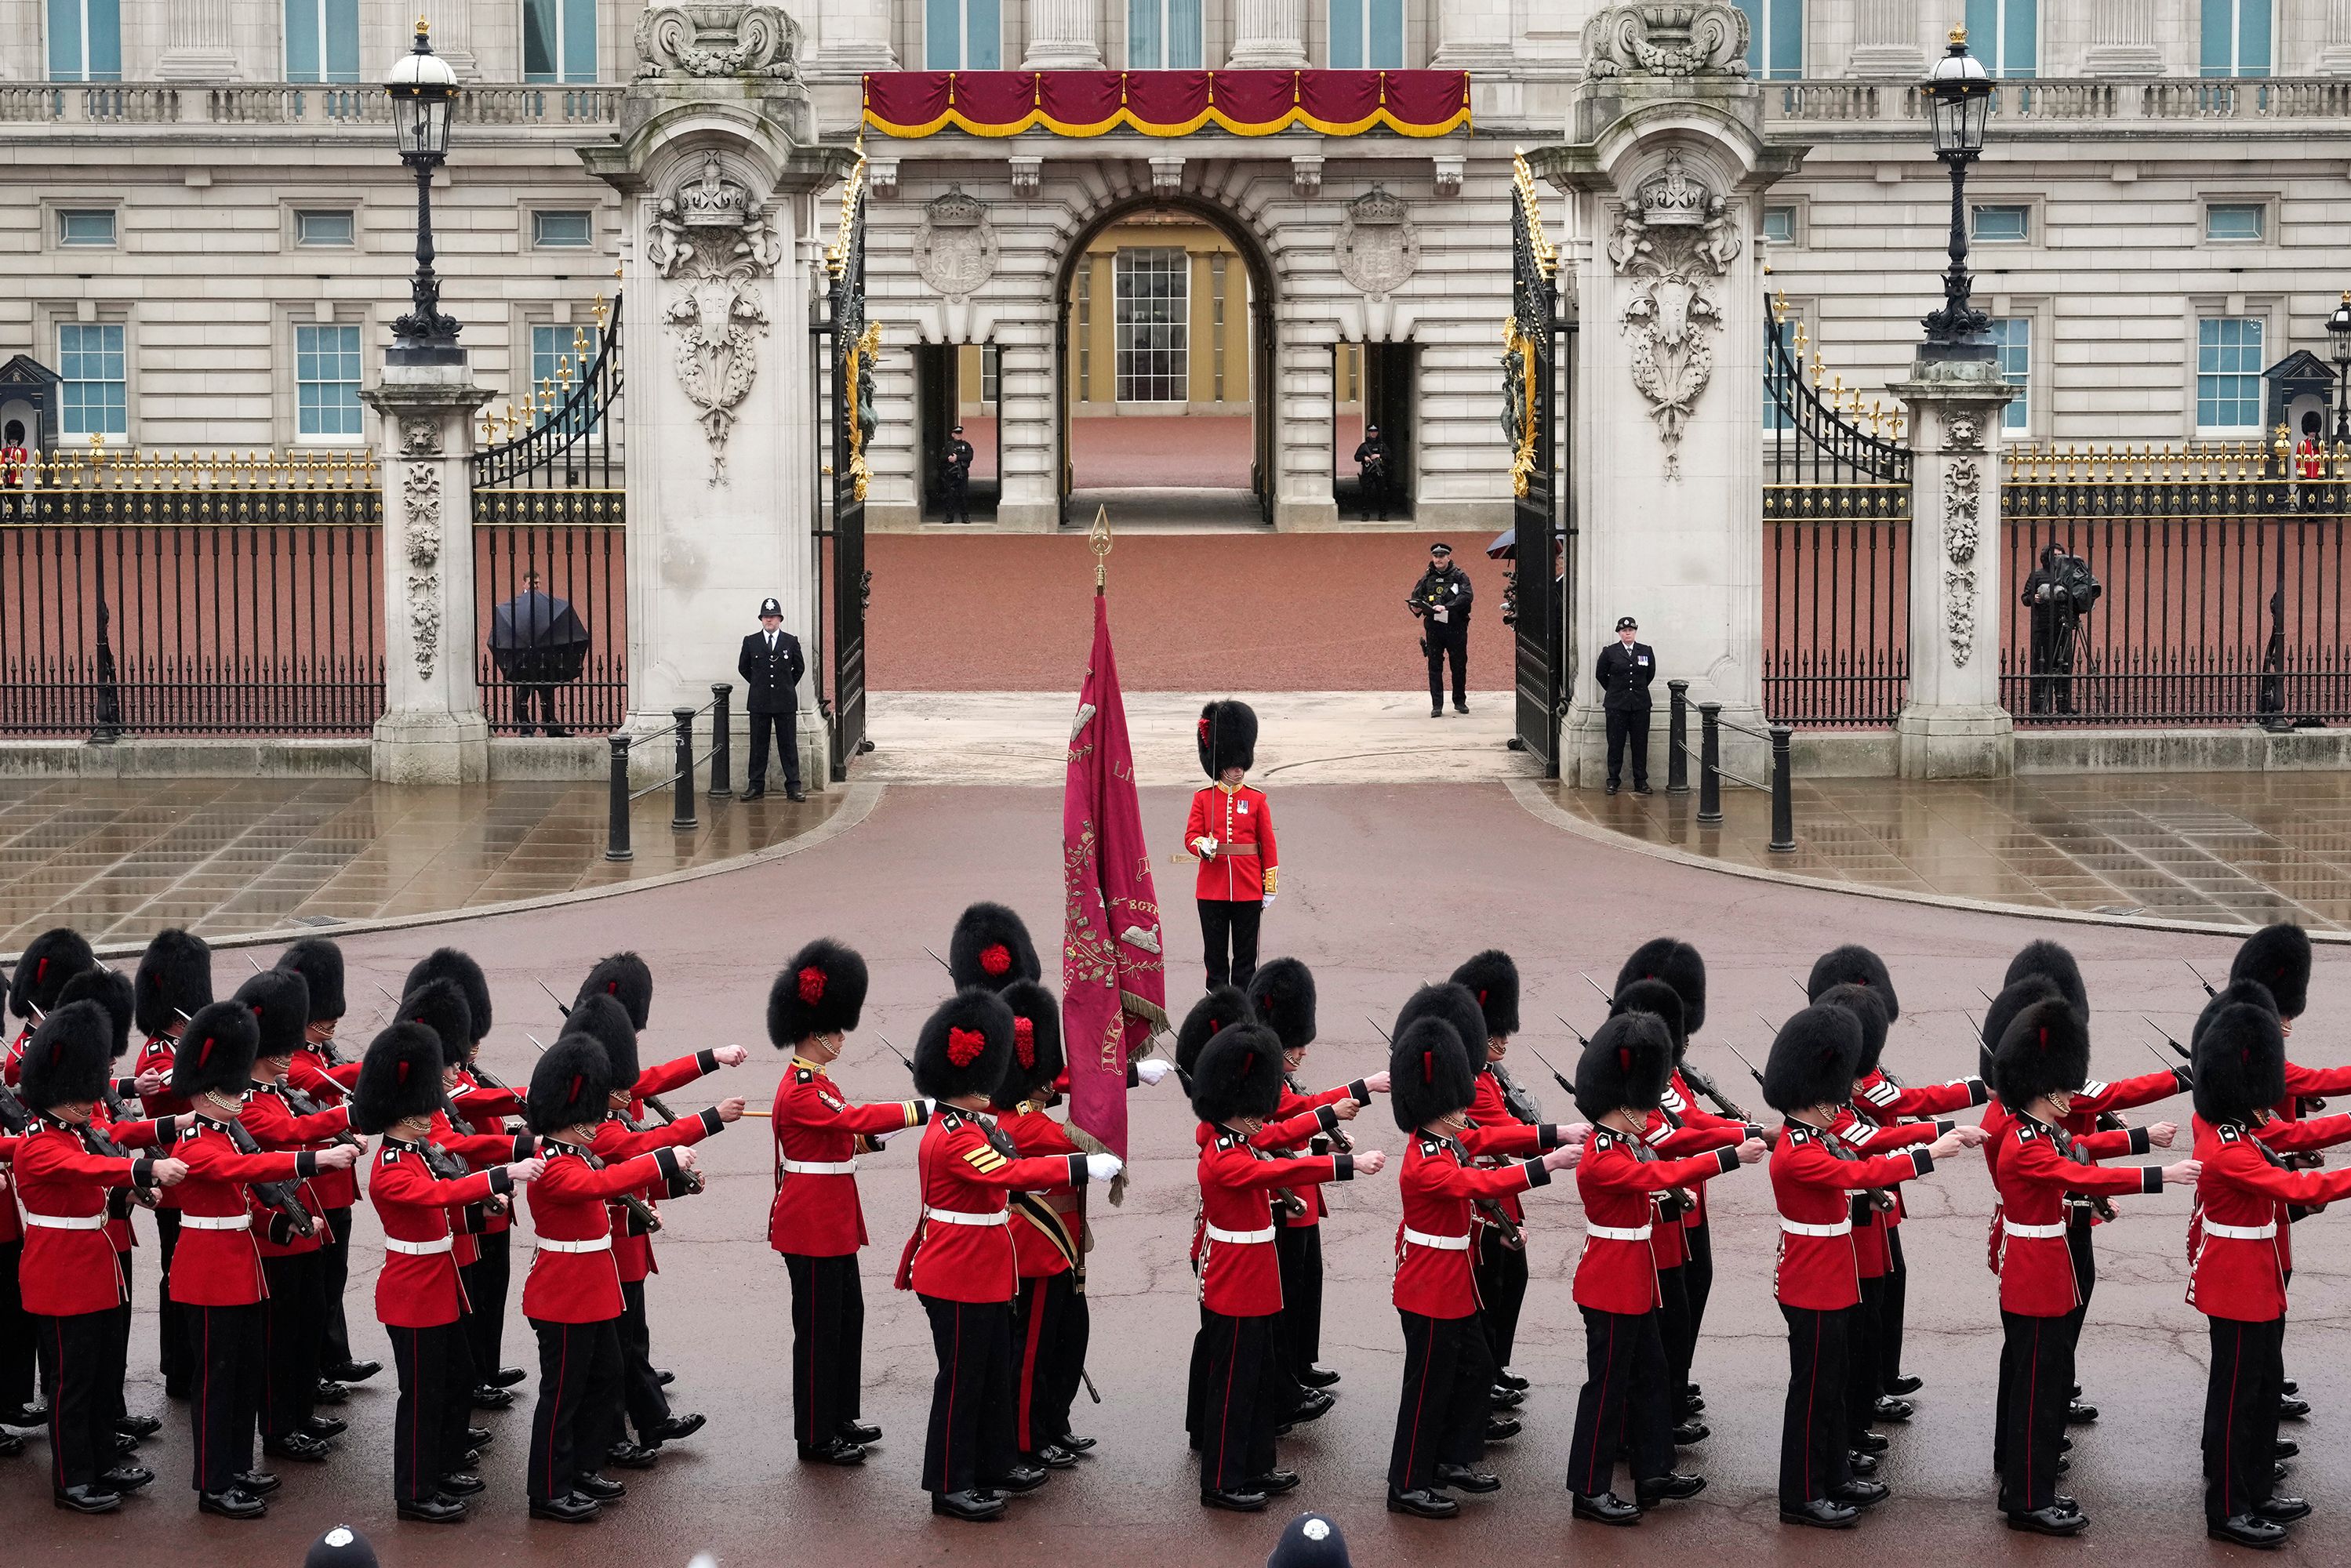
left=2004, top=939, right=2087, bottom=1017
left=528, top=1034, right=612, bottom=1135
left=351, top=1022, right=449, bottom=1135
left=396, top=978, right=474, bottom=1073
left=171, top=999, right=260, bottom=1101
left=915, top=986, right=1017, bottom=1104
left=405, top=948, right=491, bottom=1044
left=1615, top=937, right=1706, bottom=1036
left=2192, top=982, right=2286, bottom=1126
left=234, top=968, right=311, bottom=1064
left=133, top=928, right=212, bottom=1039
left=1815, top=982, right=1891, bottom=1078
left=20, top=1000, right=113, bottom=1112
left=1448, top=950, right=1521, bottom=1040
left=1980, top=973, right=2062, bottom=1092
left=1806, top=944, right=1899, bottom=1022
left=1176, top=985, right=1252, bottom=1078
left=1574, top=1011, right=1673, bottom=1123
left=59, top=967, right=133, bottom=1062
left=2229, top=924, right=2311, bottom=1021
left=949, top=902, right=1041, bottom=993
left=276, top=937, right=345, bottom=1023
left=1248, top=957, right=1318, bottom=1051
left=9, top=927, right=94, bottom=1022
left=770, top=938, right=869, bottom=1047
left=998, top=978, right=1066, bottom=1101
left=1390, top=1014, right=1477, bottom=1132
left=1197, top=699, right=1258, bottom=779
left=1763, top=1004, right=1864, bottom=1114
left=1190, top=1022, right=1285, bottom=1125
left=1610, top=977, right=1687, bottom=1060
left=569, top=993, right=639, bottom=1091
left=1993, top=997, right=2092, bottom=1112
left=1395, top=982, right=1489, bottom=1062
left=576, top=953, right=653, bottom=1030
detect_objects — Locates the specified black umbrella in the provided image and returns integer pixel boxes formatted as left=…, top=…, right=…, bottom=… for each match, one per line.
left=489, top=589, right=590, bottom=683
left=1486, top=527, right=1517, bottom=561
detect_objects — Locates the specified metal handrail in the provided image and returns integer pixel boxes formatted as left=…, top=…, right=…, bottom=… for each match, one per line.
left=627, top=746, right=721, bottom=803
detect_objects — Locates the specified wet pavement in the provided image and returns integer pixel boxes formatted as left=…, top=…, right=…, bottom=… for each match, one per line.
left=9, top=781, right=2348, bottom=1566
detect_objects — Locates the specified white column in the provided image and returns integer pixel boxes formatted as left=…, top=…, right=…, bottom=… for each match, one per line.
left=812, top=0, right=897, bottom=74
left=419, top=3, right=478, bottom=77
left=1227, top=0, right=1308, bottom=70
left=996, top=334, right=1059, bottom=532
left=2083, top=0, right=2164, bottom=77
left=155, top=0, right=239, bottom=82
left=1023, top=0, right=1103, bottom=69
left=1433, top=0, right=1514, bottom=71
left=2320, top=0, right=2351, bottom=74
left=1273, top=327, right=1336, bottom=529
left=1845, top=0, right=1922, bottom=77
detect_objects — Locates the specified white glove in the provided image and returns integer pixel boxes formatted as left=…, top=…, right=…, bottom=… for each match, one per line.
left=871, top=1127, right=901, bottom=1145
left=1261, top=892, right=1277, bottom=909
left=1191, top=836, right=1217, bottom=858
left=1136, top=1059, right=1176, bottom=1087
left=1085, top=1153, right=1125, bottom=1183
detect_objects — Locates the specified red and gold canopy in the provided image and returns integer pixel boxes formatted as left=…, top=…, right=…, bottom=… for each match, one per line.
left=861, top=70, right=1471, bottom=140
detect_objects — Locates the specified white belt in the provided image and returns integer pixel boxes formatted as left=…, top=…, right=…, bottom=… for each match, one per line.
left=783, top=1160, right=857, bottom=1176
left=383, top=1236, right=453, bottom=1257
left=1204, top=1223, right=1276, bottom=1245
left=2004, top=1219, right=2067, bottom=1240
left=1402, top=1227, right=1472, bottom=1251
left=924, top=1206, right=1009, bottom=1228
left=1586, top=1222, right=1653, bottom=1242
left=537, top=1236, right=612, bottom=1254
left=179, top=1214, right=252, bottom=1232
left=1780, top=1218, right=1854, bottom=1237
left=20, top=1211, right=107, bottom=1232
left=2203, top=1219, right=2278, bottom=1241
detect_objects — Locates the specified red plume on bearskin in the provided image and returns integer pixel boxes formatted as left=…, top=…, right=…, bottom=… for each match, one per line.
left=1574, top=1011, right=1672, bottom=1123
left=948, top=902, right=1041, bottom=993
left=9, top=927, right=95, bottom=1022
left=527, top=1033, right=612, bottom=1136
left=575, top=952, right=653, bottom=1029
left=351, top=1022, right=446, bottom=1134
left=914, top=987, right=1016, bottom=1103
left=171, top=999, right=260, bottom=1101
left=234, top=968, right=311, bottom=1063
left=1247, top=957, right=1318, bottom=1051
left=1390, top=1014, right=1476, bottom=1132
left=768, top=939, right=867, bottom=1047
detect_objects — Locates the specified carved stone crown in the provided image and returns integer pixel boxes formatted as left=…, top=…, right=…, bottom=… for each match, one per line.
left=927, top=187, right=984, bottom=228
left=1635, top=152, right=1710, bottom=227
left=1582, top=2, right=1750, bottom=81
left=1349, top=187, right=1408, bottom=227
left=678, top=151, right=750, bottom=227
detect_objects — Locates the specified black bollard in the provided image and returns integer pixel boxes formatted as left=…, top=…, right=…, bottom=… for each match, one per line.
left=1666, top=680, right=1691, bottom=795
left=709, top=683, right=734, bottom=799
left=605, top=733, right=633, bottom=862
left=1768, top=724, right=1795, bottom=852
left=671, top=707, right=697, bottom=831
left=1697, top=702, right=1722, bottom=825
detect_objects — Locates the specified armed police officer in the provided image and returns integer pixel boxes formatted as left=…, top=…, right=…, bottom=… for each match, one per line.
left=1407, top=543, right=1474, bottom=718
left=941, top=426, right=975, bottom=525
left=1354, top=426, right=1394, bottom=522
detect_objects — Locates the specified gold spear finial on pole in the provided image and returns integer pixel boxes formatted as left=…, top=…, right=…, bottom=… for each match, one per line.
left=1088, top=504, right=1112, bottom=595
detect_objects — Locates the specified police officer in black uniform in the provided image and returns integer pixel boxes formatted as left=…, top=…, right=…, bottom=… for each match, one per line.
left=1354, top=425, right=1393, bottom=521
left=1407, top=543, right=1473, bottom=718
left=1593, top=615, right=1655, bottom=795
left=736, top=596, right=807, bottom=801
left=941, top=426, right=975, bottom=525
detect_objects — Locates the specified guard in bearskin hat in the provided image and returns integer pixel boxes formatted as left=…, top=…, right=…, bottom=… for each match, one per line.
left=1448, top=951, right=1543, bottom=1402
left=8, top=925, right=95, bottom=1084
left=573, top=952, right=652, bottom=1030
left=2, top=927, right=95, bottom=1432
left=948, top=902, right=1044, bottom=993
left=898, top=988, right=1117, bottom=1523
left=1806, top=943, right=1900, bottom=1021
left=1176, top=985, right=1253, bottom=1083
left=1986, top=996, right=2192, bottom=1537
left=1185, top=700, right=1277, bottom=991
left=271, top=937, right=376, bottom=1388
left=1761, top=1005, right=1969, bottom=1529
left=765, top=938, right=925, bottom=1466
left=1565, top=1011, right=1759, bottom=1526
left=518, top=1033, right=695, bottom=1524
left=1186, top=1021, right=1375, bottom=1515
left=1384, top=1011, right=1576, bottom=1519
left=2007, top=939, right=2088, bottom=1016
left=131, top=927, right=213, bottom=1396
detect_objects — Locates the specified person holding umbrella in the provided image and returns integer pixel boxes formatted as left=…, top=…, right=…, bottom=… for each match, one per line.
left=489, top=571, right=590, bottom=736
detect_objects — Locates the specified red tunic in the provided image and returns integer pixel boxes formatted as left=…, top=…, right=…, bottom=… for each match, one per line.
left=2275, top=1058, right=2351, bottom=1123
left=427, top=1107, right=525, bottom=1269
left=1991, top=1112, right=2161, bottom=1316
left=1195, top=1126, right=1350, bottom=1316
left=2186, top=1116, right=2351, bottom=1323
left=1570, top=1127, right=1739, bottom=1315
left=448, top=1065, right=524, bottom=1236
left=285, top=1049, right=364, bottom=1210
left=1266, top=1078, right=1365, bottom=1228
left=588, top=1106, right=723, bottom=1283
left=1637, top=1105, right=1746, bottom=1269
left=1826, top=1108, right=1946, bottom=1277
left=366, top=1138, right=510, bottom=1329
left=1184, top=783, right=1276, bottom=902
left=164, top=1119, right=314, bottom=1308
left=1393, top=1132, right=1547, bottom=1319
left=12, top=1120, right=158, bottom=1317
left=1768, top=1121, right=1934, bottom=1311
left=1656, top=1071, right=1755, bottom=1229
left=999, top=1105, right=1085, bottom=1280
left=239, top=1083, right=347, bottom=1259
left=767, top=1058, right=925, bottom=1258
left=521, top=1142, right=681, bottom=1324
left=897, top=1107, right=1086, bottom=1304
left=1461, top=1068, right=1572, bottom=1229
left=1187, top=1102, right=1349, bottom=1267
left=134, top=1031, right=191, bottom=1214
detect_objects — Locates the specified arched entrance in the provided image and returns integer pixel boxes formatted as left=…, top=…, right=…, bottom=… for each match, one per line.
left=1052, top=196, right=1276, bottom=528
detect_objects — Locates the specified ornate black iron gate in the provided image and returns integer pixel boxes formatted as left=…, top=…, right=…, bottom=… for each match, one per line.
left=1505, top=156, right=1564, bottom=775
left=822, top=159, right=874, bottom=781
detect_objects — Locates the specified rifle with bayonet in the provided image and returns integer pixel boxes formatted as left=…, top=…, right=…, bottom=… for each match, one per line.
left=1369, top=1012, right=1516, bottom=1248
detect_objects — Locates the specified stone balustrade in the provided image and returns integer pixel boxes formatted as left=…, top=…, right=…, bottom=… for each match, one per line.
left=0, top=82, right=622, bottom=129
left=1767, top=75, right=2351, bottom=125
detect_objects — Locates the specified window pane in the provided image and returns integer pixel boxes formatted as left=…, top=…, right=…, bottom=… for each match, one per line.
left=324, top=0, right=359, bottom=82
left=562, top=0, right=598, bottom=82
left=85, top=0, right=119, bottom=80
left=58, top=209, right=115, bottom=247
left=1115, top=248, right=1190, bottom=404
left=2205, top=203, right=2264, bottom=241
left=296, top=324, right=362, bottom=438
left=58, top=323, right=126, bottom=438
left=1768, top=0, right=1802, bottom=78
left=1166, top=0, right=1202, bottom=67
left=968, top=0, right=1000, bottom=68
left=532, top=324, right=604, bottom=435
left=47, top=0, right=84, bottom=81
left=2197, top=317, right=2265, bottom=430
left=285, top=0, right=319, bottom=80
left=2239, top=0, right=2272, bottom=77
left=296, top=209, right=354, bottom=247
left=2008, top=0, right=2037, bottom=77
left=523, top=0, right=560, bottom=80
left=1990, top=318, right=2030, bottom=432
left=533, top=210, right=594, bottom=249
left=1764, top=311, right=1804, bottom=432
left=1368, top=0, right=1404, bottom=67
left=1762, top=206, right=1795, bottom=244
left=1971, top=204, right=2029, bottom=242
left=1331, top=0, right=1363, bottom=69
left=1128, top=0, right=1161, bottom=67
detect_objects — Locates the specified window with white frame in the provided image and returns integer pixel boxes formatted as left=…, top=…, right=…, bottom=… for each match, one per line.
left=532, top=323, right=603, bottom=434
left=1115, top=249, right=1189, bottom=404
left=1989, top=318, right=2031, bottom=434
left=57, top=209, right=116, bottom=248
left=924, top=0, right=1001, bottom=68
left=979, top=344, right=1001, bottom=404
left=285, top=0, right=361, bottom=84
left=1735, top=0, right=1802, bottom=81
left=1971, top=204, right=2031, bottom=243
left=523, top=0, right=598, bottom=85
left=532, top=210, right=594, bottom=249
left=1964, top=0, right=2037, bottom=78
left=1128, top=0, right=1203, bottom=68
left=1763, top=307, right=1806, bottom=434
left=58, top=322, right=126, bottom=439
left=1330, top=0, right=1404, bottom=69
left=46, top=0, right=120, bottom=82
left=295, top=209, right=354, bottom=248
left=2196, top=317, right=2265, bottom=432
left=1762, top=206, right=1797, bottom=245
left=2204, top=202, right=2266, bottom=242
left=295, top=324, right=362, bottom=440
left=2200, top=0, right=2272, bottom=78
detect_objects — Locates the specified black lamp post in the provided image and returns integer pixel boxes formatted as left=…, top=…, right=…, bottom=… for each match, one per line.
left=2327, top=291, right=2351, bottom=441
left=386, top=20, right=463, bottom=365
left=1920, top=26, right=1993, bottom=357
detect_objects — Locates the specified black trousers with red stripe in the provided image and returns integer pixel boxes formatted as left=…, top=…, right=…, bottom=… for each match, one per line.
left=318, top=1207, right=355, bottom=1371
left=388, top=1321, right=463, bottom=1503
left=1388, top=1309, right=1494, bottom=1494
left=1565, top=1305, right=1671, bottom=1499
left=919, top=1294, right=1018, bottom=1495
left=1473, top=1225, right=1530, bottom=1372
left=38, top=1311, right=111, bottom=1495
left=1847, top=1273, right=1887, bottom=1439
left=260, top=1252, right=322, bottom=1440
left=784, top=1253, right=864, bottom=1450
left=525, top=1316, right=623, bottom=1506
left=1196, top=1308, right=1282, bottom=1497
left=1997, top=1309, right=2077, bottom=1515
left=2203, top=1314, right=2285, bottom=1526
left=616, top=1279, right=672, bottom=1440
left=186, top=1301, right=264, bottom=1495
left=1012, top=1272, right=1080, bottom=1455
left=460, top=1228, right=512, bottom=1376
left=1778, top=1303, right=1855, bottom=1508
left=153, top=1210, right=189, bottom=1395
left=104, top=1248, right=133, bottom=1432
left=1272, top=1224, right=1323, bottom=1406
left=0, top=1240, right=34, bottom=1417
left=1655, top=1263, right=1691, bottom=1421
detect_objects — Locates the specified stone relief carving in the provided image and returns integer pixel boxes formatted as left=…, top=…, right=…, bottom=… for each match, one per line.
left=1945, top=455, right=1982, bottom=666
left=912, top=187, right=998, bottom=301
left=1336, top=187, right=1419, bottom=299
left=401, top=462, right=442, bottom=681
left=398, top=416, right=442, bottom=457
left=1582, top=2, right=1750, bottom=79
left=635, top=3, right=800, bottom=79
left=647, top=151, right=781, bottom=483
left=1608, top=152, right=1741, bottom=479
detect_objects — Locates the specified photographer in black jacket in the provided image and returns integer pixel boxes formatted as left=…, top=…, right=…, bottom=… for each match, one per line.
left=2021, top=543, right=2100, bottom=716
